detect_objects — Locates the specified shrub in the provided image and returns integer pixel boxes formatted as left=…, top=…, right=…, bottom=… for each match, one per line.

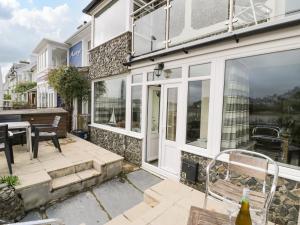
left=0, top=176, right=20, bottom=187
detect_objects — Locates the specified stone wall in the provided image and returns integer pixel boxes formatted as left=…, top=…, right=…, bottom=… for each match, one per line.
left=180, top=151, right=300, bottom=225
left=88, top=32, right=131, bottom=80
left=90, top=126, right=142, bottom=165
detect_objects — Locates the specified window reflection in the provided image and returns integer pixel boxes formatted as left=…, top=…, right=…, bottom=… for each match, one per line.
left=222, top=49, right=300, bottom=168
left=94, top=78, right=126, bottom=128
left=131, top=86, right=142, bottom=132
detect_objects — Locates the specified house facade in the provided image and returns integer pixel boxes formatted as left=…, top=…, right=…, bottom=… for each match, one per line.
left=32, top=39, right=68, bottom=108
left=65, top=22, right=92, bottom=130
left=84, top=1, right=300, bottom=224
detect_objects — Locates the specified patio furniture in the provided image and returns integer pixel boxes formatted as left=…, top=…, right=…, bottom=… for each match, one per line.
left=0, top=115, right=26, bottom=146
left=204, top=149, right=279, bottom=225
left=0, top=125, right=13, bottom=174
left=31, top=116, right=62, bottom=158
left=1, top=218, right=64, bottom=225
left=0, top=122, right=33, bottom=159
left=187, top=206, right=233, bottom=225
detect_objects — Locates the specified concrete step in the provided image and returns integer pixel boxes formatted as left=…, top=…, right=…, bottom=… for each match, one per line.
left=51, top=169, right=101, bottom=191
left=123, top=202, right=153, bottom=222
left=48, top=160, right=94, bottom=179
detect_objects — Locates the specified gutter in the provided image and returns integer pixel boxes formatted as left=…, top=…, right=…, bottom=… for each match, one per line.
left=125, top=14, right=300, bottom=66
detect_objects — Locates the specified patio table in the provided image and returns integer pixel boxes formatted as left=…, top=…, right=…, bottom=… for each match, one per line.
left=187, top=206, right=233, bottom=225
left=0, top=121, right=32, bottom=159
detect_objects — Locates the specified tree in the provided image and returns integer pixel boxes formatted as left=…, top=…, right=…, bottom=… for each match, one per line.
left=14, top=82, right=37, bottom=93
left=48, top=66, right=90, bottom=110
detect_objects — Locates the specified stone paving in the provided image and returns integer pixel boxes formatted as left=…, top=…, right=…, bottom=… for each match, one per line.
left=21, top=170, right=162, bottom=225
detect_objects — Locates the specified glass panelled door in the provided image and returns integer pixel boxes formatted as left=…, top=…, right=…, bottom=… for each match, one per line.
left=160, top=83, right=181, bottom=176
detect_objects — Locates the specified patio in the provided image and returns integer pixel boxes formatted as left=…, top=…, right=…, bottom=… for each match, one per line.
left=0, top=134, right=123, bottom=211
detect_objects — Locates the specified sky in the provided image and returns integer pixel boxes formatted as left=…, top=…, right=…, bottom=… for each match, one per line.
left=0, top=0, right=91, bottom=81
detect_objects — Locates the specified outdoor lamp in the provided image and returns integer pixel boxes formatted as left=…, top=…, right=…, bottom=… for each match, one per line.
left=154, top=63, right=164, bottom=77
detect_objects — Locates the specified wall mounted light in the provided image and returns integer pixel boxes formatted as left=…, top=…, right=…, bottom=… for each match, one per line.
left=154, top=63, right=164, bottom=77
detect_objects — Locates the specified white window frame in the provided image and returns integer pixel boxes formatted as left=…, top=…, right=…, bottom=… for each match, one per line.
left=130, top=34, right=300, bottom=182
left=90, top=73, right=143, bottom=139
left=130, top=73, right=143, bottom=133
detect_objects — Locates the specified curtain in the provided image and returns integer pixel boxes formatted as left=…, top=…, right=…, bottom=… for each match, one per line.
left=221, top=61, right=250, bottom=149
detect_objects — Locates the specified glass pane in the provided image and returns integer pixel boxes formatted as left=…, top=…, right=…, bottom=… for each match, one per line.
left=186, top=80, right=210, bottom=148
left=169, top=0, right=229, bottom=47
left=147, top=68, right=182, bottom=81
left=151, top=89, right=161, bottom=133
left=132, top=74, right=143, bottom=84
left=131, top=86, right=142, bottom=132
left=222, top=49, right=300, bottom=169
left=166, top=88, right=178, bottom=141
left=189, top=63, right=211, bottom=78
left=94, top=77, right=126, bottom=128
left=287, top=0, right=300, bottom=14
left=133, top=3, right=166, bottom=56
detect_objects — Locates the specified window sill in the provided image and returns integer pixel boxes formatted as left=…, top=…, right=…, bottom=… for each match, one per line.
left=89, top=123, right=144, bottom=139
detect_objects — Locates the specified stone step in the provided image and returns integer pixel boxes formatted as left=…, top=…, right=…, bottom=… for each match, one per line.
left=123, top=202, right=153, bottom=222
left=51, top=169, right=101, bottom=191
left=48, top=161, right=94, bottom=179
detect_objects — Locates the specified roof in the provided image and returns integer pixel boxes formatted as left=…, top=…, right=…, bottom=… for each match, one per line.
left=83, top=0, right=104, bottom=14
left=64, top=22, right=91, bottom=45
left=32, top=38, right=69, bottom=54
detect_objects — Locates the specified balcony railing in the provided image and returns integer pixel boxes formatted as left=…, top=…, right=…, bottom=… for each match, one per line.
left=131, top=0, right=300, bottom=56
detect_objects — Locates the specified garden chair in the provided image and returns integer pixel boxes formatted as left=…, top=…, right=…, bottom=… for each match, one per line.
left=204, top=149, right=279, bottom=225
left=0, top=125, right=13, bottom=174
left=31, top=116, right=62, bottom=158
left=0, top=115, right=26, bottom=146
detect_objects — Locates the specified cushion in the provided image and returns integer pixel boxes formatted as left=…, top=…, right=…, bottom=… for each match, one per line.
left=31, top=132, right=56, bottom=137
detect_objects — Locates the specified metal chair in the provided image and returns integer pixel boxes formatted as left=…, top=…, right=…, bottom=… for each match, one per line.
left=31, top=116, right=62, bottom=158
left=0, top=125, right=13, bottom=174
left=0, top=115, right=26, bottom=146
left=204, top=149, right=279, bottom=225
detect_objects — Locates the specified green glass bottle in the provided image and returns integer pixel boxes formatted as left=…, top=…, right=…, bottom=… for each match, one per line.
left=235, top=188, right=252, bottom=225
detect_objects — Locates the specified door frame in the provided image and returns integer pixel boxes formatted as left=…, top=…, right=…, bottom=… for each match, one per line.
left=145, top=82, right=183, bottom=180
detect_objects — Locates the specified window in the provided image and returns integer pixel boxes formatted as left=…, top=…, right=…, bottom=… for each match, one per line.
left=147, top=68, right=182, bottom=81
left=186, top=63, right=211, bottom=148
left=131, top=86, right=142, bottom=132
left=131, top=74, right=142, bottom=132
left=222, top=49, right=300, bottom=168
left=94, top=77, right=126, bottom=128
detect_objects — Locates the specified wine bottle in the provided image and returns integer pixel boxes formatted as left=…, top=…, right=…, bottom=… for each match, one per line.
left=235, top=188, right=252, bottom=225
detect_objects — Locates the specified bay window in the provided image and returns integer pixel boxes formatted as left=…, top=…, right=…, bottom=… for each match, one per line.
left=94, top=77, right=126, bottom=128
left=222, top=49, right=300, bottom=168
left=186, top=63, right=211, bottom=148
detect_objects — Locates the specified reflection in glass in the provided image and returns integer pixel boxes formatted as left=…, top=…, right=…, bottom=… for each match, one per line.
left=94, top=78, right=126, bottom=128
left=166, top=88, right=178, bottom=141
left=131, top=86, right=142, bottom=132
left=222, top=49, right=300, bottom=168
left=186, top=80, right=210, bottom=148
left=189, top=63, right=211, bottom=78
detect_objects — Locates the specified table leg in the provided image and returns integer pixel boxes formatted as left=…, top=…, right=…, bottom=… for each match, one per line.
left=27, top=126, right=32, bottom=160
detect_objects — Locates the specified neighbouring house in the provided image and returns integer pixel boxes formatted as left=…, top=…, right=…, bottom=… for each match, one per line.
left=32, top=39, right=68, bottom=108
left=64, top=21, right=92, bottom=131
left=83, top=0, right=300, bottom=224
left=3, top=60, right=37, bottom=109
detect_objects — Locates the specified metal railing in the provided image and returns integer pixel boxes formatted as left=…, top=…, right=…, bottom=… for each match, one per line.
left=1, top=219, right=64, bottom=225
left=131, top=0, right=300, bottom=56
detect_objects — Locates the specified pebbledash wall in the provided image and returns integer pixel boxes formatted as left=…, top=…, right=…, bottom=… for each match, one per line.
left=180, top=152, right=300, bottom=225
left=89, top=31, right=143, bottom=166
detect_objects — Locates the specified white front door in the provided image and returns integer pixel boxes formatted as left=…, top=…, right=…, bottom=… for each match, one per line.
left=160, top=83, right=181, bottom=176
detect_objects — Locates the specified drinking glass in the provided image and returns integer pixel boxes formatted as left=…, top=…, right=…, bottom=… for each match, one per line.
left=223, top=198, right=239, bottom=225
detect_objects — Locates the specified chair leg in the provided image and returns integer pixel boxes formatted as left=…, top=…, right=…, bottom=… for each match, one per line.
left=9, top=143, right=14, bottom=164
left=4, top=145, right=12, bottom=175
left=51, top=137, right=57, bottom=149
left=33, top=137, right=39, bottom=158
left=54, top=136, right=62, bottom=152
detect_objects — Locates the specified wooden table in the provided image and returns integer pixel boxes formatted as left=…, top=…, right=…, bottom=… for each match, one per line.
left=187, top=206, right=233, bottom=225
left=0, top=122, right=32, bottom=159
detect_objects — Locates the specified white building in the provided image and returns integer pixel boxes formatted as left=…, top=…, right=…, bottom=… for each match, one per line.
left=32, top=39, right=68, bottom=108
left=0, top=66, right=3, bottom=109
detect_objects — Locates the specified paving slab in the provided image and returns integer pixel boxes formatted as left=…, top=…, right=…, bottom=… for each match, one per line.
left=127, top=170, right=162, bottom=191
left=46, top=192, right=109, bottom=225
left=92, top=179, right=143, bottom=218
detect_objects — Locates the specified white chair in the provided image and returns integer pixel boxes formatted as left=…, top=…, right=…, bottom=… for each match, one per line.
left=204, top=149, right=279, bottom=225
